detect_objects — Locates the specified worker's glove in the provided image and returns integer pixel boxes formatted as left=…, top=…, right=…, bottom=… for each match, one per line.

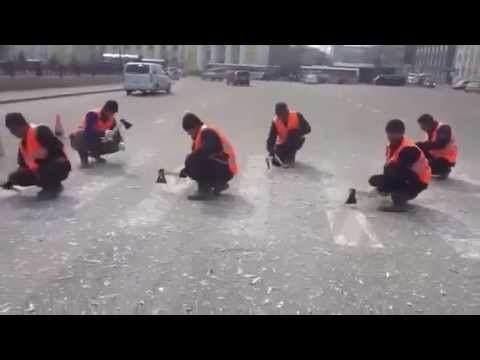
left=1, top=180, right=14, bottom=190
left=179, top=168, right=188, bottom=178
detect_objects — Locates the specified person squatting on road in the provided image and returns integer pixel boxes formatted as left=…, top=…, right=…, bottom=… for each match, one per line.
left=369, top=119, right=431, bottom=212
left=180, top=113, right=238, bottom=201
left=415, top=113, right=458, bottom=180
left=266, top=102, right=311, bottom=167
left=2, top=113, right=71, bottom=198
left=69, top=100, right=125, bottom=168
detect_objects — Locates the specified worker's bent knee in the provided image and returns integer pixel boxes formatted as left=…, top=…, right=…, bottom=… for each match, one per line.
left=369, top=175, right=382, bottom=187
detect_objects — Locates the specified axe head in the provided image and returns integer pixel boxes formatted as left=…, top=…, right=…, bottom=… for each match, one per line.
left=156, top=169, right=167, bottom=184
left=120, top=119, right=133, bottom=130
left=345, top=188, right=357, bottom=205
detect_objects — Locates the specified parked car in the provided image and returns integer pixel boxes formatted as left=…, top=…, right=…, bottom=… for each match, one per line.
left=201, top=68, right=225, bottom=81
left=452, top=79, right=470, bottom=90
left=226, top=70, right=250, bottom=86
left=303, top=73, right=319, bottom=84
left=124, top=62, right=172, bottom=95
left=419, top=77, right=437, bottom=88
left=464, top=80, right=480, bottom=93
left=373, top=74, right=406, bottom=86
left=407, top=73, right=420, bottom=84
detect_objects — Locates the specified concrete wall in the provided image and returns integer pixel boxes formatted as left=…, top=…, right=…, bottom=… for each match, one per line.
left=0, top=75, right=123, bottom=92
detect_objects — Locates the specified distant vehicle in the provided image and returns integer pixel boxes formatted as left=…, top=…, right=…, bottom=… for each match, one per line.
left=124, top=62, right=172, bottom=95
left=452, top=79, right=470, bottom=90
left=407, top=73, right=420, bottom=84
left=421, top=78, right=437, bottom=88
left=201, top=67, right=225, bottom=81
left=464, top=80, right=480, bottom=93
left=373, top=74, right=406, bottom=86
left=226, top=70, right=250, bottom=86
left=303, top=73, right=319, bottom=84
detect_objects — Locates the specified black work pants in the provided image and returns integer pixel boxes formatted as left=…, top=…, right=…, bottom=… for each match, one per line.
left=70, top=131, right=121, bottom=161
left=8, top=159, right=71, bottom=189
left=369, top=164, right=427, bottom=201
left=185, top=155, right=233, bottom=189
left=274, top=136, right=305, bottom=163
left=422, top=150, right=454, bottom=175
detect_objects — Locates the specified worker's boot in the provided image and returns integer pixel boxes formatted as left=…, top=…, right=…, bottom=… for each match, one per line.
left=187, top=185, right=213, bottom=201
left=437, top=167, right=451, bottom=180
left=213, top=182, right=229, bottom=195
left=37, top=183, right=64, bottom=200
left=378, top=192, right=409, bottom=213
left=93, top=155, right=107, bottom=164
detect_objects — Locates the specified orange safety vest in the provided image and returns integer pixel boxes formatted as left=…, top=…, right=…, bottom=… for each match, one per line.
left=425, top=122, right=457, bottom=164
left=192, top=123, right=238, bottom=175
left=385, top=136, right=432, bottom=185
left=273, top=111, right=300, bottom=145
left=77, top=108, right=115, bottom=132
left=19, top=124, right=48, bottom=171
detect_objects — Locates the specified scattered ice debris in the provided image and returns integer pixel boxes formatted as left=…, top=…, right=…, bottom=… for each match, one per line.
left=106, top=232, right=117, bottom=237
left=145, top=289, right=154, bottom=296
left=358, top=279, right=364, bottom=285
left=406, top=302, right=413, bottom=307
left=416, top=309, right=424, bottom=313
left=200, top=280, right=209, bottom=286
left=276, top=301, right=284, bottom=309
left=67, top=242, right=78, bottom=246
left=236, top=267, right=244, bottom=275
left=99, top=294, right=119, bottom=299
left=243, top=274, right=256, bottom=279
left=388, top=305, right=393, bottom=311
left=83, top=257, right=102, bottom=264
left=386, top=272, right=391, bottom=279
left=127, top=186, right=141, bottom=189
left=263, top=299, right=271, bottom=304
left=250, top=277, right=262, bottom=285
left=440, top=289, right=447, bottom=296
left=104, top=280, right=111, bottom=287
left=25, top=303, right=35, bottom=313
left=267, top=287, right=273, bottom=295
left=158, top=287, right=165, bottom=293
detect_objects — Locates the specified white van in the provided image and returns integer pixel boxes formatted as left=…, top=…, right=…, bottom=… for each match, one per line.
left=124, top=62, right=172, bottom=95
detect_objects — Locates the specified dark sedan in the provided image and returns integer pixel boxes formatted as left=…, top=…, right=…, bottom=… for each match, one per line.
left=373, top=74, right=406, bottom=86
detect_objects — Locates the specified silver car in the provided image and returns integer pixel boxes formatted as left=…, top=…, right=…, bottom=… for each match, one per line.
left=465, top=80, right=480, bottom=93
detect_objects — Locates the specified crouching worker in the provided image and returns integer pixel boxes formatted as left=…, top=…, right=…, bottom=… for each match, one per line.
left=180, top=113, right=238, bottom=200
left=3, top=113, right=71, bottom=198
left=69, top=100, right=125, bottom=168
left=266, top=102, right=311, bottom=168
left=369, top=119, right=431, bottom=212
left=416, top=113, right=457, bottom=179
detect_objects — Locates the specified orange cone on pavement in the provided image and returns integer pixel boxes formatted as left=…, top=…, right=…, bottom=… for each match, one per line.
left=54, top=114, right=64, bottom=137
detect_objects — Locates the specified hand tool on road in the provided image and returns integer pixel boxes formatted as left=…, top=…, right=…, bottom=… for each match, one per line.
left=1, top=181, right=20, bottom=193
left=265, top=153, right=289, bottom=169
left=344, top=188, right=389, bottom=205
left=100, top=118, right=133, bottom=143
left=156, top=169, right=185, bottom=184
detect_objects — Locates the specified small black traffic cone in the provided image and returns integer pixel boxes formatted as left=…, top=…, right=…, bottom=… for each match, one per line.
left=345, top=188, right=357, bottom=205
left=156, top=169, right=167, bottom=184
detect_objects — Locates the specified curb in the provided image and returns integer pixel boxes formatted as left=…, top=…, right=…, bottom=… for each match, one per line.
left=0, top=87, right=123, bottom=105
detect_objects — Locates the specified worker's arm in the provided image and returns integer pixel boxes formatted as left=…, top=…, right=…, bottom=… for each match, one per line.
left=416, top=125, right=452, bottom=151
left=189, top=129, right=222, bottom=161
left=297, top=112, right=311, bottom=136
left=17, top=148, right=26, bottom=168
left=84, top=111, right=106, bottom=141
left=35, top=125, right=67, bottom=164
left=396, top=146, right=421, bottom=169
left=266, top=122, right=277, bottom=155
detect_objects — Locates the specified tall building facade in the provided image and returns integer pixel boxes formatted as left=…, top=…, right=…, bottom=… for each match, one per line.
left=413, top=45, right=456, bottom=84
left=453, top=45, right=480, bottom=82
